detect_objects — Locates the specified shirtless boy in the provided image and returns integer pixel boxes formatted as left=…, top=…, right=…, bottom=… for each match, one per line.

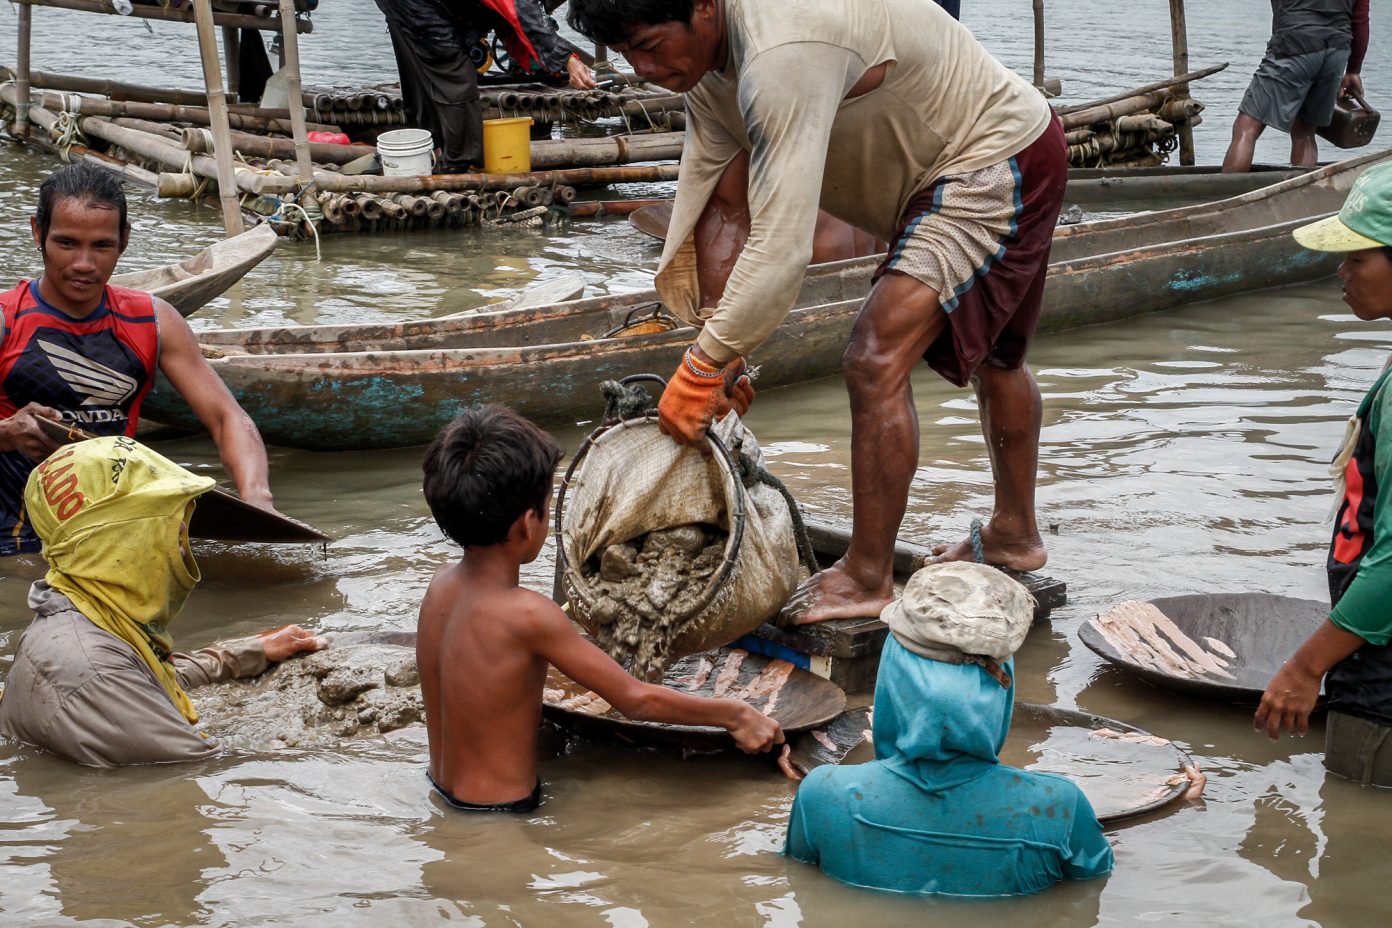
left=417, top=405, right=784, bottom=812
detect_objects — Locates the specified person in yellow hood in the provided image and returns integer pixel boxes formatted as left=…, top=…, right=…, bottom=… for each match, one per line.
left=0, top=436, right=324, bottom=766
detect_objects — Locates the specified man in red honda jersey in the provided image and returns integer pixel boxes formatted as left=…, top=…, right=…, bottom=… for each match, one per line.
left=0, top=163, right=279, bottom=555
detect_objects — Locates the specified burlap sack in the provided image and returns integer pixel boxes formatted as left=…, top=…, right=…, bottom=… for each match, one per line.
left=559, top=414, right=799, bottom=678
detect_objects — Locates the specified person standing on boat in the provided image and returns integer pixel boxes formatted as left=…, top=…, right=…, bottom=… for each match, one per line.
left=374, top=0, right=596, bottom=174
left=567, top=0, right=1066, bottom=624
left=1256, top=162, right=1392, bottom=786
left=1222, top=0, right=1370, bottom=173
left=0, top=163, right=279, bottom=556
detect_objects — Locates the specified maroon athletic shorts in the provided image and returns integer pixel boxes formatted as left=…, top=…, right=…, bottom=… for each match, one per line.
left=872, top=113, right=1067, bottom=387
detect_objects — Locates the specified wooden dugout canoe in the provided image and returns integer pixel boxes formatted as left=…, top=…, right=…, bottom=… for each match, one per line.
left=111, top=223, right=278, bottom=317
left=625, top=164, right=1318, bottom=238
left=140, top=150, right=1389, bottom=451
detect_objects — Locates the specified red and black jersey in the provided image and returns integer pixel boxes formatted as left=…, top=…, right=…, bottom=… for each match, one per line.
left=0, top=280, right=160, bottom=554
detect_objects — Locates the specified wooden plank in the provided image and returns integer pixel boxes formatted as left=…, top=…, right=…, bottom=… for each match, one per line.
left=12, top=0, right=312, bottom=33
left=1169, top=0, right=1196, bottom=166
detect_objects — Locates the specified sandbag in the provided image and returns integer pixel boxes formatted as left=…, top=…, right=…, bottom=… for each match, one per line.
left=558, top=413, right=800, bottom=678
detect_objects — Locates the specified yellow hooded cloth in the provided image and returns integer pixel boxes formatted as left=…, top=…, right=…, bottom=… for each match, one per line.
left=24, top=436, right=216, bottom=724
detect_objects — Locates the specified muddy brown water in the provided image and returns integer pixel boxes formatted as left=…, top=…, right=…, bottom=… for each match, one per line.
left=2, top=1, right=1392, bottom=925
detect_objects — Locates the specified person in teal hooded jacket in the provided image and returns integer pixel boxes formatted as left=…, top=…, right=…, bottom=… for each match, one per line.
left=784, top=562, right=1114, bottom=896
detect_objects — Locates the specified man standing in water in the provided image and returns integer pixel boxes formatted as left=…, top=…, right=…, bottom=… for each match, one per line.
left=567, top=0, right=1066, bottom=623
left=0, top=163, right=280, bottom=555
left=1222, top=0, right=1370, bottom=173
left=1256, top=162, right=1392, bottom=786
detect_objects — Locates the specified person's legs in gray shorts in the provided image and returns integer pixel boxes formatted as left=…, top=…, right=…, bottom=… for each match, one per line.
left=1240, top=47, right=1352, bottom=132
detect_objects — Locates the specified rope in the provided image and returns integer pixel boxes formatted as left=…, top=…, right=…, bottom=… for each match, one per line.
left=50, top=108, right=86, bottom=163
left=735, top=447, right=820, bottom=577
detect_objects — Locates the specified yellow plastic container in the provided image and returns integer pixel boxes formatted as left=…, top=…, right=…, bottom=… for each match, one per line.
left=482, top=117, right=534, bottom=174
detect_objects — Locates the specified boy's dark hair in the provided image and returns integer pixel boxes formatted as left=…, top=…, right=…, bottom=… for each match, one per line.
left=423, top=405, right=563, bottom=548
left=567, top=0, right=695, bottom=45
left=36, top=162, right=129, bottom=244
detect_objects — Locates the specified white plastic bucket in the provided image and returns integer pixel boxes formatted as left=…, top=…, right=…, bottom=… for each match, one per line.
left=376, top=128, right=434, bottom=177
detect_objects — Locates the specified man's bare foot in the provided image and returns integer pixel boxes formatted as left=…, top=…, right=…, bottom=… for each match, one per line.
left=777, top=564, right=894, bottom=626
left=929, top=519, right=1048, bottom=572
left=259, top=624, right=328, bottom=663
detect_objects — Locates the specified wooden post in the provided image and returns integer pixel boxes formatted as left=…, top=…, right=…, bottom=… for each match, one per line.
left=15, top=2, right=32, bottom=138
left=1032, top=0, right=1045, bottom=89
left=221, top=26, right=241, bottom=100
left=275, top=0, right=314, bottom=185
left=192, top=0, right=246, bottom=236
left=1169, top=0, right=1196, bottom=166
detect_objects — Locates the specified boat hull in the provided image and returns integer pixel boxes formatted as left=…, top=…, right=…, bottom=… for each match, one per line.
left=142, top=213, right=1340, bottom=450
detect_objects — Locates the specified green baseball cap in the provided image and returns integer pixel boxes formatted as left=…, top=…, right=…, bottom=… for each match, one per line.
left=1294, top=161, right=1392, bottom=252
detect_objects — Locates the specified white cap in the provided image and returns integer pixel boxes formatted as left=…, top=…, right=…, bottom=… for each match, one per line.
left=881, top=562, right=1035, bottom=662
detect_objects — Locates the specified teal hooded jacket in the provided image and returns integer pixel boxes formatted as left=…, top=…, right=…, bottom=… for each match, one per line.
left=784, top=637, right=1114, bottom=896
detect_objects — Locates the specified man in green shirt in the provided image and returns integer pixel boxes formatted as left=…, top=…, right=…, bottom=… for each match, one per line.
left=1257, top=161, right=1392, bottom=786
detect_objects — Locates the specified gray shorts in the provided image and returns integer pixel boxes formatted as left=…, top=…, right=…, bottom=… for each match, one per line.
left=1239, top=47, right=1351, bottom=132
left=1325, top=710, right=1392, bottom=787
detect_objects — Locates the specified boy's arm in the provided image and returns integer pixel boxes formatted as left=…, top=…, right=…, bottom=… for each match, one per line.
left=526, top=598, right=784, bottom=754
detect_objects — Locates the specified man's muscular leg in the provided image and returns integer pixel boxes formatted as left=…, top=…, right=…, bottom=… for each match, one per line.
left=780, top=271, right=946, bottom=625
left=929, top=362, right=1048, bottom=570
left=1222, top=112, right=1267, bottom=174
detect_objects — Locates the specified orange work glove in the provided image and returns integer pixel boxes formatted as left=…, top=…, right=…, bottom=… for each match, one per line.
left=658, top=348, right=755, bottom=445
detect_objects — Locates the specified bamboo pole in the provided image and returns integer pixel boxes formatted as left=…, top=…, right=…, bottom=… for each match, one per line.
left=275, top=0, right=314, bottom=184
left=529, top=132, right=683, bottom=169
left=1169, top=0, right=1195, bottom=165
left=7, top=68, right=210, bottom=106
left=112, top=117, right=186, bottom=143
left=11, top=0, right=312, bottom=33
left=72, top=115, right=296, bottom=194
left=192, top=0, right=245, bottom=235
left=304, top=163, right=680, bottom=194
left=28, top=90, right=341, bottom=134
left=15, top=2, right=32, bottom=138
left=1056, top=63, right=1226, bottom=116
left=1061, top=92, right=1168, bottom=130
left=181, top=125, right=374, bottom=165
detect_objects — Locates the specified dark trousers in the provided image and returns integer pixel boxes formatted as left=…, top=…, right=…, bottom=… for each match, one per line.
left=375, top=0, right=483, bottom=172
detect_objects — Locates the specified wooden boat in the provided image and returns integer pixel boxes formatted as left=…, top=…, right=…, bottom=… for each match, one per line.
left=627, top=163, right=1317, bottom=239
left=1063, top=163, right=1313, bottom=205
left=110, top=223, right=278, bottom=317
left=139, top=150, right=1390, bottom=450
left=1080, top=593, right=1327, bottom=705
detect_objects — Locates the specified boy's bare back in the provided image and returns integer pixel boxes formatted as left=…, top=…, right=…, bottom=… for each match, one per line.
left=418, top=560, right=559, bottom=805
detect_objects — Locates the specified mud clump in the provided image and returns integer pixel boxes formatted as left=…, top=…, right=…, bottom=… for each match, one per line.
left=580, top=523, right=727, bottom=678
left=191, top=642, right=424, bottom=751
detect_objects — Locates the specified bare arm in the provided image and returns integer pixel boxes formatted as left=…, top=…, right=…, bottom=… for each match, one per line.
left=155, top=300, right=274, bottom=510
left=1254, top=619, right=1365, bottom=740
left=529, top=601, right=783, bottom=753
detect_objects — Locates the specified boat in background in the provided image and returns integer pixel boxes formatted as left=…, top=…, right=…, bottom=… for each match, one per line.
left=110, top=223, right=278, bottom=317
left=139, top=150, right=1389, bottom=450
